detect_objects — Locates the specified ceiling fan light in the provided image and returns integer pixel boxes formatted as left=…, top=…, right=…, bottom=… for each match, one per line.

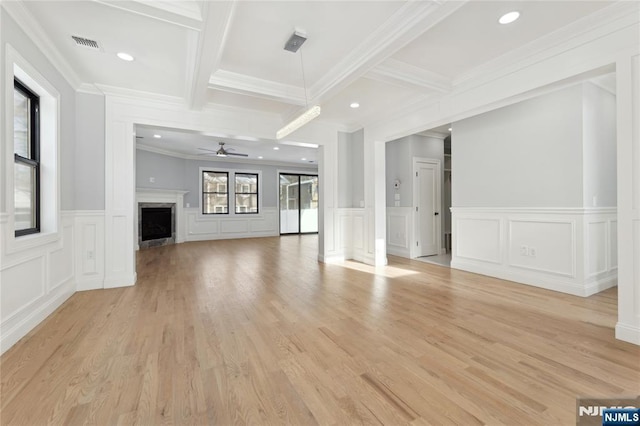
left=276, top=105, right=321, bottom=140
left=216, top=153, right=227, bottom=157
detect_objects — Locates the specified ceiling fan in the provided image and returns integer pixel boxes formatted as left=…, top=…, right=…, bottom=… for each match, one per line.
left=198, top=142, right=248, bottom=158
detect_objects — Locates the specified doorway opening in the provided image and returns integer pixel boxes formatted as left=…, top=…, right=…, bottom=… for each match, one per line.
left=413, top=158, right=443, bottom=261
left=279, top=173, right=319, bottom=234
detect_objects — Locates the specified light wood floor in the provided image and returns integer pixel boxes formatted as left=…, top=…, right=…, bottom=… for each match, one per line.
left=1, top=236, right=639, bottom=425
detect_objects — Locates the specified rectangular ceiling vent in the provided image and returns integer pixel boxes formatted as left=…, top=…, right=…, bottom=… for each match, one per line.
left=71, top=35, right=101, bottom=51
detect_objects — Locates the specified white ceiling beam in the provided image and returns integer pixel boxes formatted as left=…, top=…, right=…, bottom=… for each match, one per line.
left=94, top=0, right=204, bottom=31
left=186, top=1, right=236, bottom=110
left=208, top=70, right=306, bottom=106
left=366, top=58, right=452, bottom=94
left=308, top=0, right=467, bottom=105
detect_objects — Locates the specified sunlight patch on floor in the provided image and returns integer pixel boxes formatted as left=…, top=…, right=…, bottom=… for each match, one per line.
left=338, top=260, right=420, bottom=278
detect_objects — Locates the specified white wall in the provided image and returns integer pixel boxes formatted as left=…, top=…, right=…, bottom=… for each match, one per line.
left=583, top=82, right=617, bottom=207
left=452, top=84, right=585, bottom=208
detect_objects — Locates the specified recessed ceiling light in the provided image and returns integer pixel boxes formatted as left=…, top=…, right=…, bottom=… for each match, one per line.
left=153, top=134, right=162, bottom=139
left=301, top=158, right=307, bottom=161
left=498, top=11, right=520, bottom=25
left=273, top=147, right=279, bottom=150
left=448, top=127, right=452, bottom=131
left=117, top=52, right=135, bottom=61
left=258, top=156, right=263, bottom=159
left=350, top=102, right=360, bottom=109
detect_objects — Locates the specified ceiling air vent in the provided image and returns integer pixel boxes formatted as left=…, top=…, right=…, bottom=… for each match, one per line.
left=71, top=35, right=100, bottom=51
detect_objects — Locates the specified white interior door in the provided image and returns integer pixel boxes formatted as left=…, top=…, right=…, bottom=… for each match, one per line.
left=416, top=161, right=440, bottom=256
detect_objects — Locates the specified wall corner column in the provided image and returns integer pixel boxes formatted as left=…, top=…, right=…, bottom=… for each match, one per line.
left=364, top=132, right=387, bottom=266
left=615, top=54, right=640, bottom=345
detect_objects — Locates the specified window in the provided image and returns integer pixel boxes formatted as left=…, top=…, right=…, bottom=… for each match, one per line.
left=235, top=173, right=258, bottom=214
left=202, top=171, right=228, bottom=214
left=14, top=78, right=40, bottom=236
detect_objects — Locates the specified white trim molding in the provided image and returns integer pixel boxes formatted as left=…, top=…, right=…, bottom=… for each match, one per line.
left=451, top=207, right=618, bottom=297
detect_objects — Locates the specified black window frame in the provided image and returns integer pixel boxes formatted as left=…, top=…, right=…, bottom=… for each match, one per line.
left=234, top=172, right=259, bottom=215
left=14, top=78, right=40, bottom=237
left=202, top=171, right=229, bottom=215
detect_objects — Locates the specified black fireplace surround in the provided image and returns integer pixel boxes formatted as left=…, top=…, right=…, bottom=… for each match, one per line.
left=138, top=203, right=176, bottom=248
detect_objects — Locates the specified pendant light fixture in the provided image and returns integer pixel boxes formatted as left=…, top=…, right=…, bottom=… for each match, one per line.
left=276, top=31, right=321, bottom=140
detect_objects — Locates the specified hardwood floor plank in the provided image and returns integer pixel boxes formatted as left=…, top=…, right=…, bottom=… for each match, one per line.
left=1, top=236, right=638, bottom=425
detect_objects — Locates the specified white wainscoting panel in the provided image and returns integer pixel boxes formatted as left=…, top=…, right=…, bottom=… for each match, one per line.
left=332, top=209, right=366, bottom=262
left=451, top=208, right=617, bottom=297
left=386, top=207, right=412, bottom=258
left=587, top=221, right=607, bottom=277
left=185, top=207, right=278, bottom=241
left=456, top=218, right=502, bottom=264
left=509, top=220, right=575, bottom=277
left=74, top=211, right=106, bottom=291
left=1, top=212, right=76, bottom=355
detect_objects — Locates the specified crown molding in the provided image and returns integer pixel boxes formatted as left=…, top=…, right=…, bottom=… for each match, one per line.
left=364, top=2, right=638, bottom=139
left=208, top=69, right=306, bottom=106
left=367, top=59, right=451, bottom=94
left=1, top=1, right=83, bottom=89
left=96, top=83, right=186, bottom=106
left=77, top=83, right=105, bottom=96
left=187, top=0, right=236, bottom=109
left=453, top=1, right=640, bottom=88
left=309, top=0, right=468, bottom=104
left=94, top=0, right=204, bottom=31
left=417, top=131, right=448, bottom=139
left=136, top=143, right=318, bottom=169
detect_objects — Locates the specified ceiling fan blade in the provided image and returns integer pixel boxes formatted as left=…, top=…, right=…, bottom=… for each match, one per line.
left=226, top=152, right=249, bottom=157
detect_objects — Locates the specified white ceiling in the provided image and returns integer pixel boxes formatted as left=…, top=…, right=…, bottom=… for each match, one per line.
left=16, top=0, right=617, bottom=161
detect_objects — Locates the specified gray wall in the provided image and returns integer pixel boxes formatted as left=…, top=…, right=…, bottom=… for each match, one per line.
left=1, top=11, right=77, bottom=210
left=452, top=82, right=616, bottom=208
left=337, top=129, right=365, bottom=208
left=452, top=84, right=585, bottom=208
left=386, top=134, right=445, bottom=208
left=582, top=82, right=617, bottom=207
left=75, top=93, right=105, bottom=209
left=136, top=149, right=318, bottom=208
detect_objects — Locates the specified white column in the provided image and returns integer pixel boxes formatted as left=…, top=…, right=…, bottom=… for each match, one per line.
left=103, top=97, right=136, bottom=288
left=317, top=134, right=339, bottom=262
left=364, top=132, right=387, bottom=266
left=615, top=54, right=640, bottom=345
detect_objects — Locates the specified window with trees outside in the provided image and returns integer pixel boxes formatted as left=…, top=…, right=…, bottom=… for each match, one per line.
left=202, top=171, right=228, bottom=214
left=235, top=173, right=259, bottom=214
left=14, top=78, right=40, bottom=236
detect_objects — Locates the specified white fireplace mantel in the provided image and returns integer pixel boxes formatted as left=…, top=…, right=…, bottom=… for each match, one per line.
left=136, top=188, right=189, bottom=249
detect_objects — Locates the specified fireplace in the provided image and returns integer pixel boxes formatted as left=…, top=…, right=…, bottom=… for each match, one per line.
left=138, top=202, right=176, bottom=248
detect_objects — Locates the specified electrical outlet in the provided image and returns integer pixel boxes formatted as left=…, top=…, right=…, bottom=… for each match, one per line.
left=520, top=245, right=528, bottom=256
left=529, top=247, right=536, bottom=257
left=149, top=177, right=155, bottom=183
left=87, top=250, right=94, bottom=260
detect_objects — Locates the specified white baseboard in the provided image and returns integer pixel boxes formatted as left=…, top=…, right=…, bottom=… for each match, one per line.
left=452, top=259, right=594, bottom=297
left=318, top=253, right=345, bottom=263
left=615, top=322, right=640, bottom=345
left=104, top=273, right=137, bottom=289
left=0, top=281, right=74, bottom=355
left=387, top=245, right=411, bottom=258
left=76, top=277, right=105, bottom=292
left=584, top=274, right=618, bottom=296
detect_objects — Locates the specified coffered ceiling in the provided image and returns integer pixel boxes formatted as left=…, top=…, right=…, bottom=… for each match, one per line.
left=10, top=0, right=618, bottom=163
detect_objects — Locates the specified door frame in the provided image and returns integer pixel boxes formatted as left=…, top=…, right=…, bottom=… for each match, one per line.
left=412, top=157, right=442, bottom=258
left=277, top=170, right=319, bottom=235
